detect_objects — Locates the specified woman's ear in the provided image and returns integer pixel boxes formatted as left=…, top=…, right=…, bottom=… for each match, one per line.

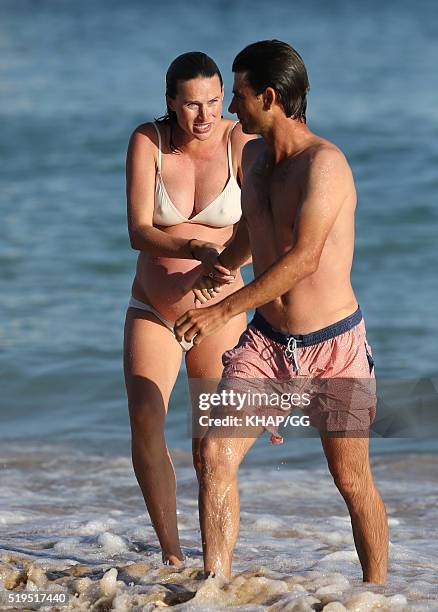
left=166, top=95, right=175, bottom=111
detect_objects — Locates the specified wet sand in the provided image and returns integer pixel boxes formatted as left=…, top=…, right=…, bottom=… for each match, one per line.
left=0, top=552, right=411, bottom=611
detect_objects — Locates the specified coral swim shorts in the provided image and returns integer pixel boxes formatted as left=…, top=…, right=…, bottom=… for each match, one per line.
left=220, top=307, right=376, bottom=443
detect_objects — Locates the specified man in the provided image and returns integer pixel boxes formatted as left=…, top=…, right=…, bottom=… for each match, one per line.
left=175, top=40, right=388, bottom=584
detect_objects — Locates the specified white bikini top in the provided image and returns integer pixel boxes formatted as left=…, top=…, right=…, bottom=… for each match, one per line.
left=152, top=122, right=242, bottom=227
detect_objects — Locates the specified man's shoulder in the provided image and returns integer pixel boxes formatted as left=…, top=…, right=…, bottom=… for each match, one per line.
left=305, top=140, right=349, bottom=171
left=242, top=137, right=267, bottom=169
left=243, top=137, right=266, bottom=154
left=303, top=140, right=354, bottom=196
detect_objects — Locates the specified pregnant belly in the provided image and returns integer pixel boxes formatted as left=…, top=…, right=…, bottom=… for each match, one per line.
left=133, top=253, right=243, bottom=322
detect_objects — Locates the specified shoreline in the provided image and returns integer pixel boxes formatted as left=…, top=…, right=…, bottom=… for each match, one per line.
left=0, top=552, right=414, bottom=611
left=0, top=446, right=437, bottom=610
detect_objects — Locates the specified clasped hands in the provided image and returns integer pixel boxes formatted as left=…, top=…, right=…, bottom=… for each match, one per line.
left=190, top=240, right=237, bottom=305
left=173, top=240, right=236, bottom=347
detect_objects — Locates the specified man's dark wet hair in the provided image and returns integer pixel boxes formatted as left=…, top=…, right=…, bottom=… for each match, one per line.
left=232, top=40, right=309, bottom=123
left=156, top=52, right=223, bottom=151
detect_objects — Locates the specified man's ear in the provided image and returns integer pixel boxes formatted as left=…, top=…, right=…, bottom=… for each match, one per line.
left=262, top=87, right=276, bottom=111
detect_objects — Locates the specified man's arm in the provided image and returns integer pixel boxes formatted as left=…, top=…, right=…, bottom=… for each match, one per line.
left=175, top=147, right=352, bottom=343
left=217, top=216, right=251, bottom=272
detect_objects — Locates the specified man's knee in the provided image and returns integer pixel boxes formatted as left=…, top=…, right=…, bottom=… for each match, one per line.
left=331, top=467, right=373, bottom=502
left=200, top=437, right=239, bottom=481
left=323, top=438, right=373, bottom=500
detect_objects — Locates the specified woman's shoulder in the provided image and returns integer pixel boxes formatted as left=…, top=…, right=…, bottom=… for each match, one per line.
left=126, top=122, right=163, bottom=170
left=128, top=121, right=162, bottom=150
left=223, top=119, right=257, bottom=162
left=222, top=118, right=242, bottom=138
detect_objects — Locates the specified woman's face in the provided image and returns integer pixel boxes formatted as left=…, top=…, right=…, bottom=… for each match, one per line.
left=167, top=74, right=224, bottom=139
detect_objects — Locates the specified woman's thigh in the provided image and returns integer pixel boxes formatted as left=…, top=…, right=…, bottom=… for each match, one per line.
left=185, top=312, right=247, bottom=379
left=186, top=313, right=247, bottom=458
left=124, top=308, right=183, bottom=429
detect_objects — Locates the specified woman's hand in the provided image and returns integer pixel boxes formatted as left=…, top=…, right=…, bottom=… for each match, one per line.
left=192, top=274, right=223, bottom=305
left=191, top=240, right=236, bottom=283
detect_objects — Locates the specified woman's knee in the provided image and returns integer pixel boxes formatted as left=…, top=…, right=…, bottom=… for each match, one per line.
left=192, top=440, right=202, bottom=477
left=127, top=377, right=168, bottom=428
left=130, top=414, right=166, bottom=446
left=130, top=405, right=167, bottom=468
left=128, top=396, right=167, bottom=439
left=130, top=411, right=160, bottom=438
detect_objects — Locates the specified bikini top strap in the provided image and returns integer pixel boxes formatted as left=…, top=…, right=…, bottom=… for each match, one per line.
left=227, top=121, right=239, bottom=175
left=152, top=122, right=162, bottom=172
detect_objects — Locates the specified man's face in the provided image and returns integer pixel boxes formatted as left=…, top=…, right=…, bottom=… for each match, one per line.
left=228, top=72, right=263, bottom=134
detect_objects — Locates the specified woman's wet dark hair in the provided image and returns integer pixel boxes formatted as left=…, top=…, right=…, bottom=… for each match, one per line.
left=232, top=40, right=309, bottom=123
left=156, top=51, right=223, bottom=151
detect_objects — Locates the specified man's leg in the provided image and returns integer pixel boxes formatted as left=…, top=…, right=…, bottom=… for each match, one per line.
left=199, top=430, right=262, bottom=579
left=321, top=435, right=388, bottom=584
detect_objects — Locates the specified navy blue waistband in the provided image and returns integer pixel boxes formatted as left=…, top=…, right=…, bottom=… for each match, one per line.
left=250, top=307, right=362, bottom=348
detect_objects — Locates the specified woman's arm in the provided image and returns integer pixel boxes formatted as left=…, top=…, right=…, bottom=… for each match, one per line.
left=213, top=132, right=260, bottom=271
left=126, top=124, right=225, bottom=264
left=191, top=128, right=258, bottom=302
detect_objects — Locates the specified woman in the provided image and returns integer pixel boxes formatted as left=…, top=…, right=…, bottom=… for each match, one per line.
left=124, top=52, right=253, bottom=566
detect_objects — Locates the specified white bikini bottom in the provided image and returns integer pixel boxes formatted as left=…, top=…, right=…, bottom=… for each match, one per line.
left=128, top=296, right=195, bottom=352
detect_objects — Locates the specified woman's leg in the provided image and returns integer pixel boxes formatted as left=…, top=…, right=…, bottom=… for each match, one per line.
left=185, top=313, right=247, bottom=481
left=124, top=308, right=183, bottom=565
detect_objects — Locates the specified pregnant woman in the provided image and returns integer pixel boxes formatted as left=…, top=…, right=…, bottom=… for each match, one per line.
left=124, top=52, right=253, bottom=566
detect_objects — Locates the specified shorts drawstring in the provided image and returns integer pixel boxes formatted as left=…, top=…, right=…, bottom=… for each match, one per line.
left=285, top=336, right=301, bottom=373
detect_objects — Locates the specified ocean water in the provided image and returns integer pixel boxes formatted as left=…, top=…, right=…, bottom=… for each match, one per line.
left=1, top=0, right=438, bottom=609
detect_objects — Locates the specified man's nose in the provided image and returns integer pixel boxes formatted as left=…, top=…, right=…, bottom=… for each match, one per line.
left=228, top=96, right=236, bottom=114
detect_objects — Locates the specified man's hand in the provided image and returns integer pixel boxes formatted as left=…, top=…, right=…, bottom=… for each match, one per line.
left=174, top=303, right=230, bottom=346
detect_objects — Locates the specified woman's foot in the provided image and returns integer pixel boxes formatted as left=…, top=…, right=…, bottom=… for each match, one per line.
left=162, top=552, right=185, bottom=567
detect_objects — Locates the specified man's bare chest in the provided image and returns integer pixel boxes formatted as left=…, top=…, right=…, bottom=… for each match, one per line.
left=244, top=171, right=301, bottom=238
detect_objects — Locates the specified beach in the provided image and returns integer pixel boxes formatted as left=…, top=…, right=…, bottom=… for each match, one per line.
left=1, top=442, right=437, bottom=609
